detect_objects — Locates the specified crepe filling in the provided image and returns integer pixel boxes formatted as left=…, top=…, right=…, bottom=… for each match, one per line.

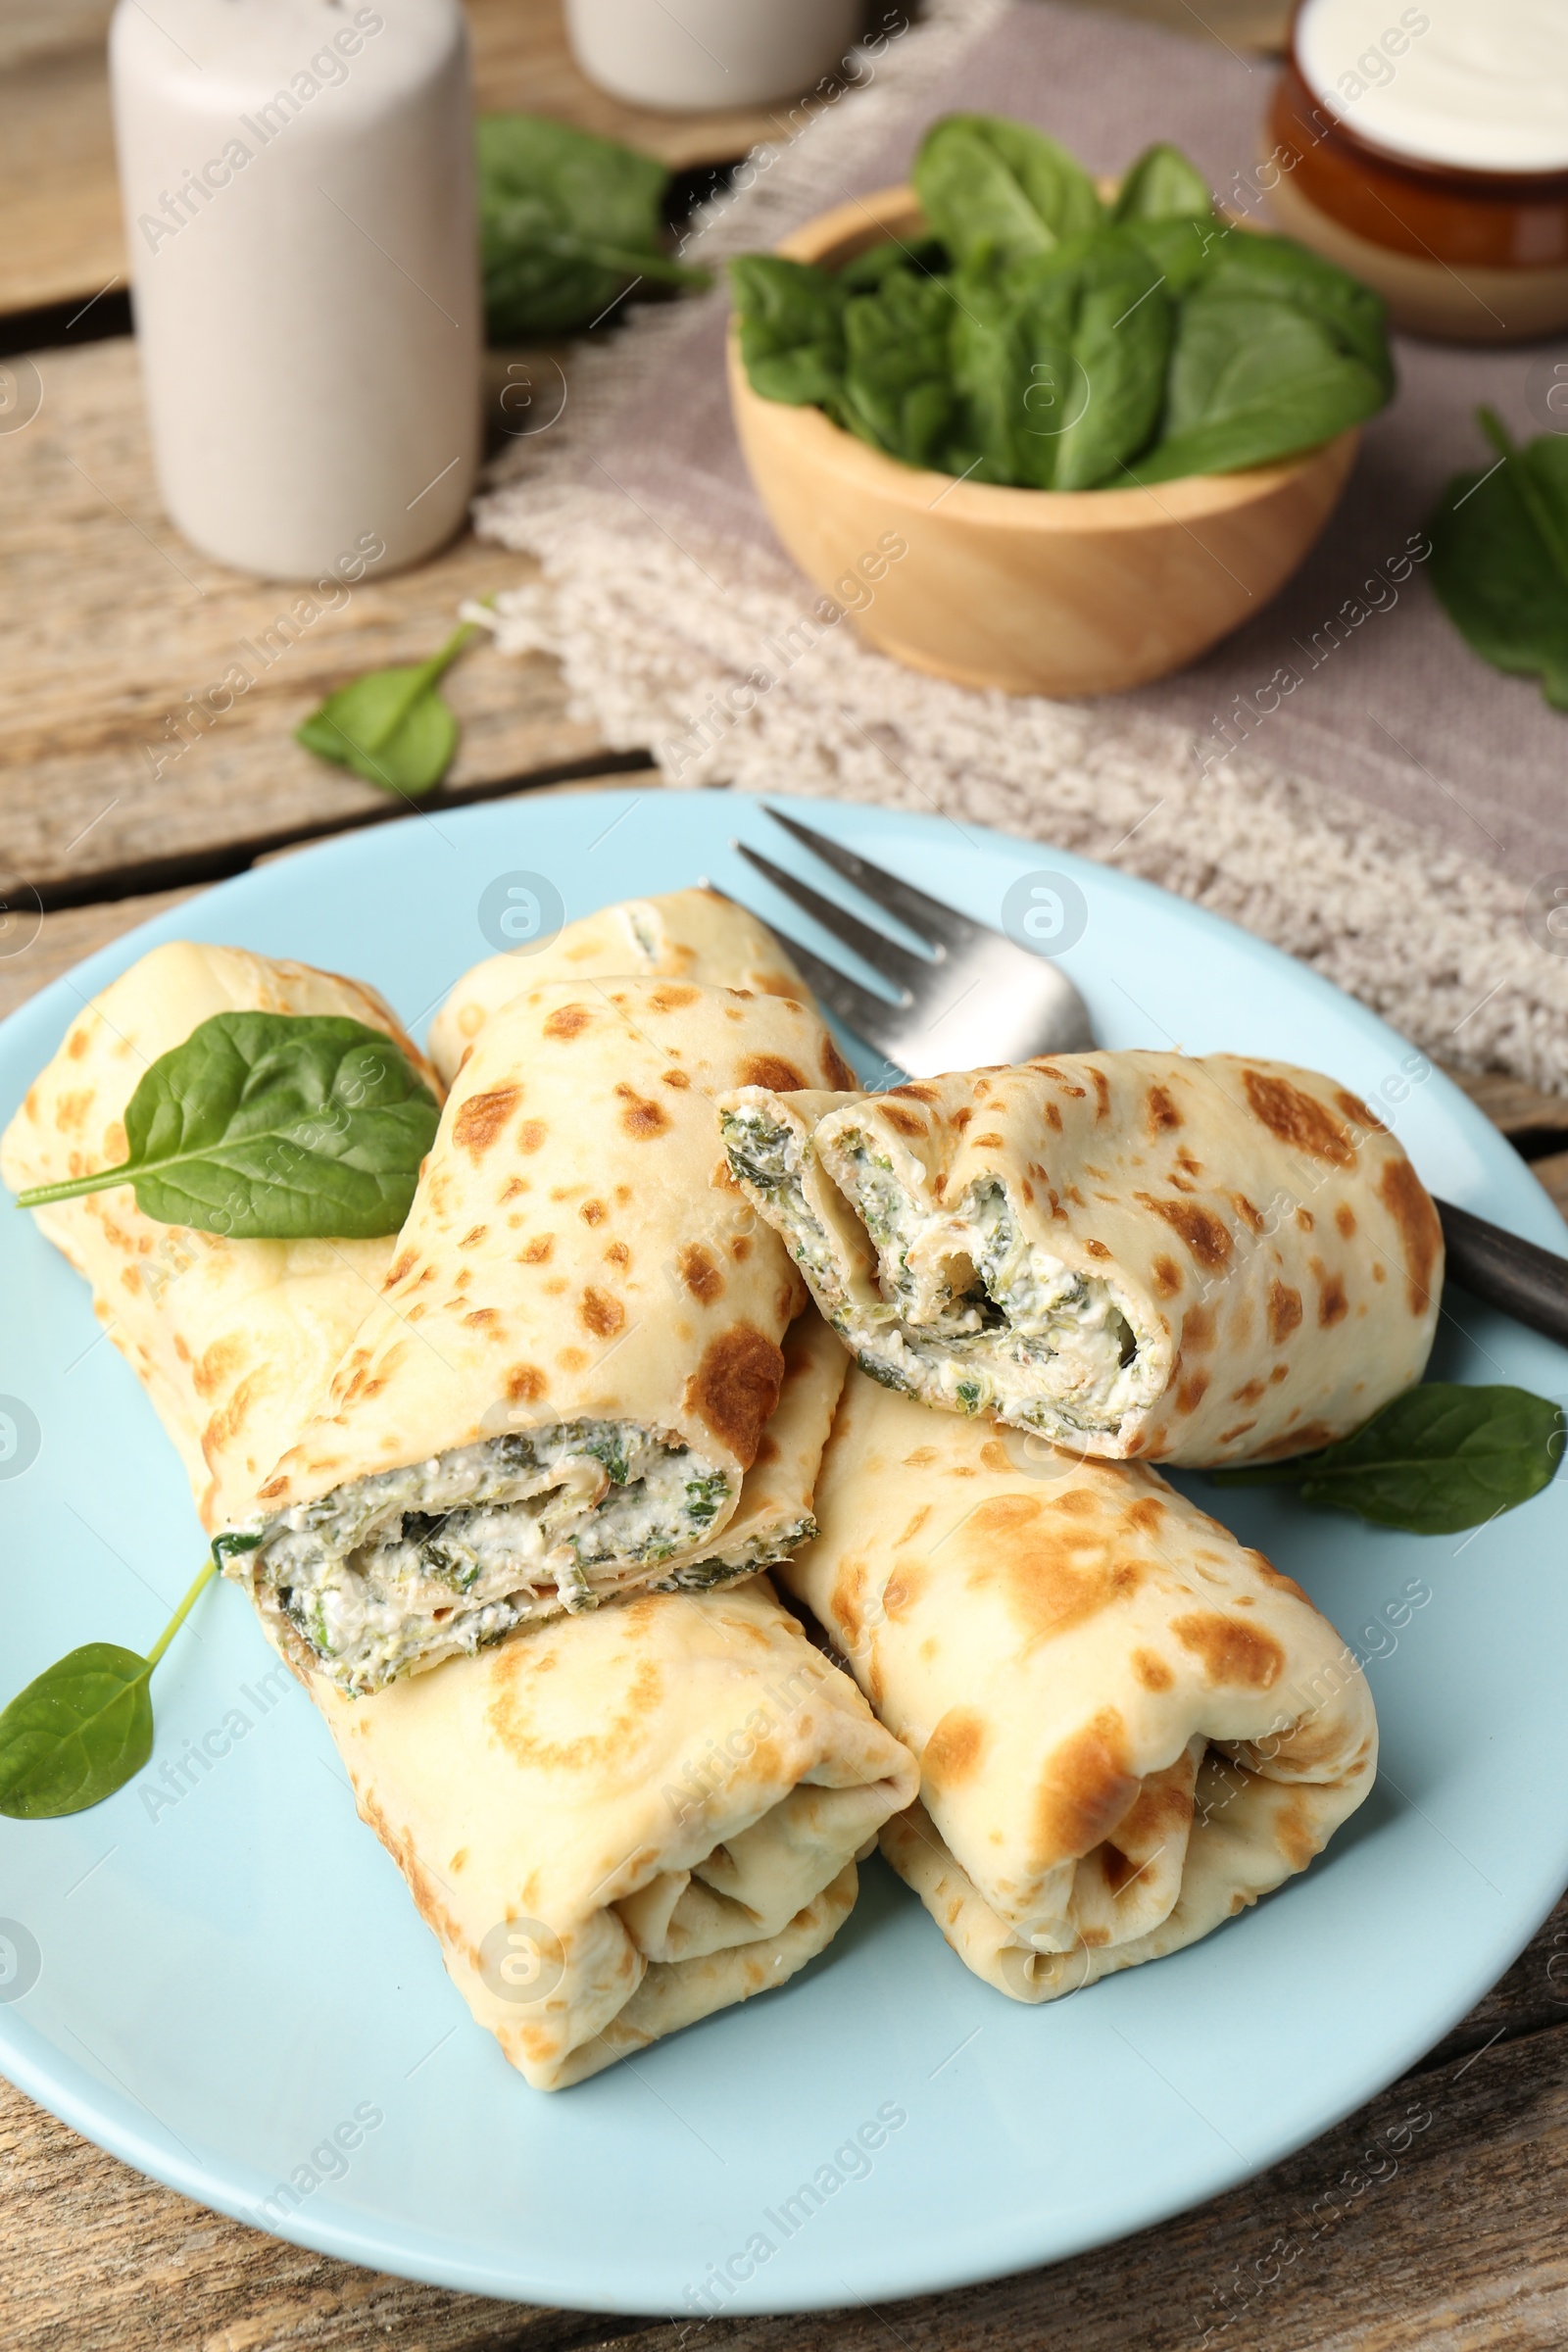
left=722, top=1105, right=1164, bottom=1442
left=235, top=1421, right=808, bottom=1695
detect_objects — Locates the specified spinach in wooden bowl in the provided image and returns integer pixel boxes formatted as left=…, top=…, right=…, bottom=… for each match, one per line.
left=730, top=115, right=1395, bottom=491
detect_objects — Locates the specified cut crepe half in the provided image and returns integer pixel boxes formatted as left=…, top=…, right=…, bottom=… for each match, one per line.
left=781, top=1368, right=1377, bottom=2001
left=318, top=1574, right=918, bottom=2088
left=0, top=940, right=442, bottom=1532
left=427, top=887, right=810, bottom=1086
left=238, top=978, right=860, bottom=1694
left=719, top=1050, right=1443, bottom=1467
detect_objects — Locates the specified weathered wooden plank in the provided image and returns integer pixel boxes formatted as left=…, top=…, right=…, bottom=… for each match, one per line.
left=1528, top=1152, right=1568, bottom=1219
left=0, top=338, right=604, bottom=896
left=1446, top=1068, right=1568, bottom=1147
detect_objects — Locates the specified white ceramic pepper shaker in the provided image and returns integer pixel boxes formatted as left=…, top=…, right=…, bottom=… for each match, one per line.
left=564, top=0, right=868, bottom=112
left=110, top=0, right=481, bottom=580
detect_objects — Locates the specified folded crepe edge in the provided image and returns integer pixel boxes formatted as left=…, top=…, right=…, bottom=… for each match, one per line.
left=882, top=1741, right=1375, bottom=2005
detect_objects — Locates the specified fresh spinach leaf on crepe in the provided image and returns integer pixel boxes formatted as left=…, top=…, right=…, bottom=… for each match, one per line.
left=12, top=1011, right=440, bottom=1240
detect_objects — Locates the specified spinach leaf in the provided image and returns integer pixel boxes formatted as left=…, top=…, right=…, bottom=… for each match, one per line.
left=477, top=113, right=708, bottom=343
left=733, top=115, right=1394, bottom=491
left=1429, top=410, right=1568, bottom=712
left=0, top=1557, right=217, bottom=1819
left=914, top=113, right=1102, bottom=273
left=1127, top=290, right=1386, bottom=484
left=1192, top=228, right=1394, bottom=396
left=838, top=234, right=949, bottom=293
left=840, top=270, right=962, bottom=468
left=728, top=255, right=848, bottom=410
left=297, top=620, right=476, bottom=797
left=1122, top=213, right=1218, bottom=295
left=1112, top=142, right=1212, bottom=225
left=13, top=1011, right=440, bottom=1240
left=954, top=228, right=1171, bottom=489
left=1208, top=1383, right=1563, bottom=1534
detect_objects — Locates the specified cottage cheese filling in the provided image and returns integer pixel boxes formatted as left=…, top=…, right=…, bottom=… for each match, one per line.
left=237, top=1419, right=742, bottom=1695
left=722, top=1104, right=1163, bottom=1442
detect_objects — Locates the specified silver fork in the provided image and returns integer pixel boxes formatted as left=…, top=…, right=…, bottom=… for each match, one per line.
left=728, top=805, right=1568, bottom=1353
left=730, top=806, right=1094, bottom=1077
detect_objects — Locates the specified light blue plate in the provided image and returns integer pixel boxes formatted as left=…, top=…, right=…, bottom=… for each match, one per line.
left=1, top=791, right=1563, bottom=2319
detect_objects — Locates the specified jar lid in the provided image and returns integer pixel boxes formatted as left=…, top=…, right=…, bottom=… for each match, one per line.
left=1295, top=0, right=1568, bottom=175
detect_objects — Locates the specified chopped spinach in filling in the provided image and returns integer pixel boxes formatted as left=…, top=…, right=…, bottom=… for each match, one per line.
left=238, top=1419, right=744, bottom=1696
left=720, top=1102, right=1161, bottom=1443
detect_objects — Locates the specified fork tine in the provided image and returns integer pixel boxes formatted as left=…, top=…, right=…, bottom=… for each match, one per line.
left=723, top=902, right=913, bottom=1071
left=763, top=807, right=986, bottom=952
left=732, top=842, right=930, bottom=999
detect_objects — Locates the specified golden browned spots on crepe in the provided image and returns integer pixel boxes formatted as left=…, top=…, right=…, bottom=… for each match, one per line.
left=578, top=1287, right=624, bottom=1339
left=739, top=1054, right=809, bottom=1092
left=685, top=1326, right=786, bottom=1468
left=924, top=1707, right=988, bottom=1788
left=1268, top=1281, right=1303, bottom=1344
left=1138, top=1194, right=1233, bottom=1270
left=1243, top=1068, right=1355, bottom=1166
left=1171, top=1611, right=1286, bottom=1690
left=1034, top=1709, right=1140, bottom=1859
left=1182, top=1304, right=1215, bottom=1352
left=1336, top=1087, right=1388, bottom=1134
left=614, top=1085, right=669, bottom=1140
left=678, top=1243, right=724, bottom=1302
left=1380, top=1157, right=1444, bottom=1313
left=454, top=1087, right=519, bottom=1159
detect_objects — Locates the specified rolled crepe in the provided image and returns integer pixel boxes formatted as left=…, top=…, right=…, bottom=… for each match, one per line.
left=782, top=1369, right=1377, bottom=2002
left=427, top=887, right=809, bottom=1086
left=719, top=1050, right=1443, bottom=1467
left=239, top=977, right=861, bottom=1694
left=319, top=1573, right=917, bottom=2087
left=0, top=941, right=439, bottom=1531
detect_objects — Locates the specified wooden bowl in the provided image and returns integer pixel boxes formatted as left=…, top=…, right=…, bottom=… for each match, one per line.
left=726, top=185, right=1360, bottom=699
left=1265, top=41, right=1568, bottom=343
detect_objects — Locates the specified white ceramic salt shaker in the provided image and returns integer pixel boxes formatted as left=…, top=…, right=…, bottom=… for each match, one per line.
left=110, top=0, right=481, bottom=580
left=564, top=0, right=867, bottom=112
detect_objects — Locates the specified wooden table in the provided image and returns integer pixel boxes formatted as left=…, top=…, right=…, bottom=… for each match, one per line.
left=8, top=3, right=1568, bottom=2346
